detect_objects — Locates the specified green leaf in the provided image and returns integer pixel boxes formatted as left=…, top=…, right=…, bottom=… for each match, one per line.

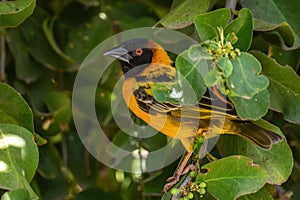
left=2, top=188, right=31, bottom=200
left=0, top=83, right=34, bottom=133
left=291, top=182, right=300, bottom=200
left=0, top=0, right=36, bottom=27
left=251, top=35, right=300, bottom=71
left=151, top=45, right=210, bottom=105
left=37, top=173, right=67, bottom=199
left=122, top=17, right=157, bottom=30
left=112, top=131, right=136, bottom=152
left=6, top=29, right=43, bottom=84
left=225, top=8, right=253, bottom=51
left=218, top=57, right=233, bottom=78
left=38, top=143, right=61, bottom=179
left=77, top=0, right=102, bottom=7
left=74, top=188, right=122, bottom=200
left=241, top=0, right=300, bottom=49
left=159, top=0, right=210, bottom=29
left=194, top=8, right=231, bottom=41
left=66, top=130, right=100, bottom=183
left=42, top=91, right=72, bottom=136
left=175, top=46, right=209, bottom=104
left=225, top=32, right=239, bottom=45
left=108, top=2, right=158, bottom=29
left=228, top=89, right=270, bottom=120
left=42, top=17, right=75, bottom=66
left=227, top=52, right=269, bottom=98
left=218, top=119, right=293, bottom=185
left=65, top=16, right=112, bottom=63
left=251, top=50, right=300, bottom=124
left=197, top=155, right=268, bottom=200
left=20, top=17, right=73, bottom=70
left=204, top=69, right=222, bottom=87
left=151, top=83, right=180, bottom=103
left=27, top=74, right=55, bottom=112
left=0, top=124, right=39, bottom=199
left=238, top=186, right=273, bottom=200
left=270, top=44, right=300, bottom=71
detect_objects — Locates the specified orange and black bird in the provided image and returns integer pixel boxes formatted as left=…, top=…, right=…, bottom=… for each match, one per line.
left=104, top=38, right=282, bottom=191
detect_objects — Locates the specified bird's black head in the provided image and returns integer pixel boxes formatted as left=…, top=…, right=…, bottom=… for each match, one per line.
left=104, top=38, right=154, bottom=76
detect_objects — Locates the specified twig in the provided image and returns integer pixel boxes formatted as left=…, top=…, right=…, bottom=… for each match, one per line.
left=225, top=0, right=238, bottom=21
left=0, top=0, right=6, bottom=82
left=225, top=0, right=238, bottom=10
left=0, top=34, right=6, bottom=82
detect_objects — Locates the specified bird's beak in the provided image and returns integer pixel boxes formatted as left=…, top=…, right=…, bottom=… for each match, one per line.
left=103, top=46, right=132, bottom=64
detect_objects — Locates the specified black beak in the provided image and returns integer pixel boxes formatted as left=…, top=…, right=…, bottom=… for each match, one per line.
left=103, top=46, right=133, bottom=64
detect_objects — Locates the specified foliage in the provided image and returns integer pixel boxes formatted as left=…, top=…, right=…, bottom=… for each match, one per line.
left=0, top=0, right=299, bottom=200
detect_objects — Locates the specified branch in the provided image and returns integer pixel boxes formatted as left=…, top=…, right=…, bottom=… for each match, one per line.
left=0, top=34, right=6, bottom=82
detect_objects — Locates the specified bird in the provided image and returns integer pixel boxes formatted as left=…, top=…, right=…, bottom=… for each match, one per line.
left=104, top=38, right=282, bottom=192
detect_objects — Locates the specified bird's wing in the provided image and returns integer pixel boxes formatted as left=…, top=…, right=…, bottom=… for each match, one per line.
left=133, top=84, right=238, bottom=120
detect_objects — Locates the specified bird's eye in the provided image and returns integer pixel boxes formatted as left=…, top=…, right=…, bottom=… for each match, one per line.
left=135, top=48, right=143, bottom=56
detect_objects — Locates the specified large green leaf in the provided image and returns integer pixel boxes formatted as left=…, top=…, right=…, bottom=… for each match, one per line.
left=0, top=124, right=39, bottom=199
left=42, top=91, right=72, bottom=136
left=65, top=16, right=112, bottom=63
left=194, top=8, right=231, bottom=42
left=42, top=17, right=75, bottom=66
left=0, top=0, right=36, bottom=27
left=159, top=0, right=210, bottom=29
left=74, top=188, right=122, bottom=200
left=197, top=155, right=268, bottom=200
left=238, top=186, right=273, bottom=200
left=0, top=83, right=34, bottom=133
left=109, top=2, right=157, bottom=30
left=1, top=188, right=31, bottom=200
left=152, top=45, right=209, bottom=105
left=228, top=89, right=270, bottom=120
left=20, top=16, right=73, bottom=70
left=6, top=29, right=43, bottom=84
left=66, top=130, right=100, bottom=183
left=151, top=83, right=180, bottom=104
left=37, top=173, right=67, bottom=199
left=251, top=35, right=300, bottom=71
left=194, top=8, right=253, bottom=50
left=26, top=74, right=55, bottom=113
left=241, top=0, right=300, bottom=49
left=224, top=8, right=253, bottom=51
left=227, top=52, right=269, bottom=98
left=37, top=143, right=61, bottom=179
left=251, top=50, right=300, bottom=124
left=174, top=45, right=209, bottom=104
left=218, top=119, right=293, bottom=185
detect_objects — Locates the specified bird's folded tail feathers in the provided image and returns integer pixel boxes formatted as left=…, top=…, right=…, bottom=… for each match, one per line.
left=233, top=122, right=282, bottom=150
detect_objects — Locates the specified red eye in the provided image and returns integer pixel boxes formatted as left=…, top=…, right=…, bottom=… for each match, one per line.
left=135, top=48, right=143, bottom=56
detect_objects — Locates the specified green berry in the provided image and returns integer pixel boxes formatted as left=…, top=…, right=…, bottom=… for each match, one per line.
left=187, top=192, right=194, bottom=199
left=199, top=182, right=207, bottom=188
left=199, top=188, right=206, bottom=195
left=170, top=187, right=179, bottom=195
left=189, top=170, right=196, bottom=177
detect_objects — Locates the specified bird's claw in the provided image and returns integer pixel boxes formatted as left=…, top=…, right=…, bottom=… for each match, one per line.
left=163, top=164, right=197, bottom=193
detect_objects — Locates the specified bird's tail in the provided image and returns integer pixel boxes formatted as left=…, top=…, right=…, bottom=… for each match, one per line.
left=232, top=121, right=282, bottom=149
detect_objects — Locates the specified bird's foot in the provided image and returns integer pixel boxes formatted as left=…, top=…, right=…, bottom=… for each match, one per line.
left=162, top=164, right=197, bottom=193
